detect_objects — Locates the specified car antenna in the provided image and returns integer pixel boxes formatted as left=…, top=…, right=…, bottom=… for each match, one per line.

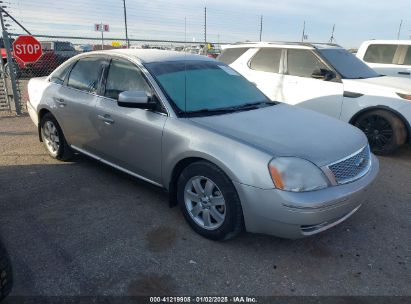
left=184, top=16, right=187, bottom=113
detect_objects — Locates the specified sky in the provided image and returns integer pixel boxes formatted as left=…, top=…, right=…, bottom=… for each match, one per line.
left=5, top=0, right=411, bottom=48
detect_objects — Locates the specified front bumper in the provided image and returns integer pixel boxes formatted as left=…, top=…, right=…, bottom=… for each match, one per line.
left=234, top=154, right=379, bottom=239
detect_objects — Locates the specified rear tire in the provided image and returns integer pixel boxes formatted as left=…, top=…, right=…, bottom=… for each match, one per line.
left=177, top=161, right=244, bottom=241
left=354, top=110, right=407, bottom=155
left=0, top=240, right=12, bottom=301
left=40, top=113, right=73, bottom=161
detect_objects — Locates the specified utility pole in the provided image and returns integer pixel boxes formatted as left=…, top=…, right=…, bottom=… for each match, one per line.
left=184, top=17, right=187, bottom=50
left=122, top=0, right=129, bottom=48
left=259, top=15, right=263, bottom=41
left=397, top=19, right=403, bottom=40
left=301, top=21, right=306, bottom=42
left=0, top=8, right=21, bottom=115
left=100, top=21, right=104, bottom=50
left=329, top=24, right=336, bottom=43
left=204, top=7, right=207, bottom=44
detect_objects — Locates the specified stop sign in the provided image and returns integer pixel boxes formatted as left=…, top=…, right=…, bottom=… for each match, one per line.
left=12, top=35, right=43, bottom=63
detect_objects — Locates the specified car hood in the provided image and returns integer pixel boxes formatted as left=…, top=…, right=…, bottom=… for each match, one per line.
left=189, top=104, right=367, bottom=167
left=343, top=76, right=411, bottom=94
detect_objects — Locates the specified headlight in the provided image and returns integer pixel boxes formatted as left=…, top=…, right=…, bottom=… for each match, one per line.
left=268, top=157, right=329, bottom=192
left=397, top=93, right=411, bottom=100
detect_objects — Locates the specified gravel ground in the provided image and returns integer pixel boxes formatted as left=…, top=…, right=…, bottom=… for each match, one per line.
left=0, top=115, right=410, bottom=296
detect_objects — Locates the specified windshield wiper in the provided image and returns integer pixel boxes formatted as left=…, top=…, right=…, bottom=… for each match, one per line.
left=184, top=101, right=275, bottom=117
left=227, top=101, right=275, bottom=111
left=184, top=107, right=237, bottom=117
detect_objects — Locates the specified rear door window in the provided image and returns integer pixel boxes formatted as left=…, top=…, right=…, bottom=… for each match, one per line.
left=249, top=48, right=282, bottom=73
left=363, top=44, right=398, bottom=64
left=287, top=49, right=327, bottom=78
left=67, top=57, right=105, bottom=93
left=217, top=48, right=250, bottom=65
left=50, top=62, right=73, bottom=85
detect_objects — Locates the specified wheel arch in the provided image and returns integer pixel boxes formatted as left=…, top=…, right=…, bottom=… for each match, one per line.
left=168, top=157, right=231, bottom=208
left=37, top=108, right=52, bottom=142
left=349, top=105, right=411, bottom=143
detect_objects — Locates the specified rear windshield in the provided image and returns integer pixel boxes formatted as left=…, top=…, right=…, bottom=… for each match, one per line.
left=318, top=48, right=381, bottom=79
left=145, top=60, right=268, bottom=114
left=217, top=48, right=250, bottom=65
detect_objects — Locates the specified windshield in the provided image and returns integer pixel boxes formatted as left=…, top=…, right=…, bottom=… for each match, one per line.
left=318, top=48, right=381, bottom=79
left=145, top=60, right=270, bottom=115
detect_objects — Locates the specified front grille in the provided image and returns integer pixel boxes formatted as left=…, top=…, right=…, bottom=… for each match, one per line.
left=328, top=146, right=371, bottom=184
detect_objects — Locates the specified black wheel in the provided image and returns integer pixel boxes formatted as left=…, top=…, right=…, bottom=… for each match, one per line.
left=177, top=161, right=244, bottom=240
left=355, top=110, right=407, bottom=155
left=0, top=240, right=12, bottom=301
left=40, top=113, right=73, bottom=161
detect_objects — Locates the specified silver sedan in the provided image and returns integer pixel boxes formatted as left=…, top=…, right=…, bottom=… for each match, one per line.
left=27, top=49, right=379, bottom=240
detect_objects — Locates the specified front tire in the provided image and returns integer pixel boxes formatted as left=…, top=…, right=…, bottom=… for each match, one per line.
left=177, top=161, right=244, bottom=240
left=40, top=113, right=73, bottom=161
left=355, top=110, right=407, bottom=155
left=0, top=240, right=12, bottom=301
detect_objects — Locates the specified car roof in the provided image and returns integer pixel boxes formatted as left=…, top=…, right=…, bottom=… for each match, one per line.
left=361, top=40, right=411, bottom=46
left=89, top=49, right=215, bottom=63
left=221, top=41, right=341, bottom=50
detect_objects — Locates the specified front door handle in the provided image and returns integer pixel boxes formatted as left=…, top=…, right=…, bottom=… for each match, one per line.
left=398, top=71, right=411, bottom=76
left=97, top=114, right=115, bottom=125
left=54, top=98, right=66, bottom=107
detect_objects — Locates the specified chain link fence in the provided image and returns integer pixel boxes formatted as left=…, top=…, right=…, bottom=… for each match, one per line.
left=0, top=33, right=221, bottom=115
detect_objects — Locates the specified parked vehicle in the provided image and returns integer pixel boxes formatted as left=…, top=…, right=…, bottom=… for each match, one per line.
left=219, top=42, right=411, bottom=154
left=27, top=49, right=378, bottom=240
left=206, top=48, right=221, bottom=59
left=0, top=37, right=22, bottom=78
left=357, top=40, right=411, bottom=79
left=0, top=239, right=12, bottom=301
left=74, top=44, right=93, bottom=52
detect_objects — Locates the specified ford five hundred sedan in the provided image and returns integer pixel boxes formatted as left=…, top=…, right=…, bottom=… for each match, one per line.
left=27, top=49, right=379, bottom=240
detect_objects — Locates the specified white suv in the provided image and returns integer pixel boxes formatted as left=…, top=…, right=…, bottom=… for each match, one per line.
left=356, top=40, right=411, bottom=79
left=218, top=42, right=411, bottom=154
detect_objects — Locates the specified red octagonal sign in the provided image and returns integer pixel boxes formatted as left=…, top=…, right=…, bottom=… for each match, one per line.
left=12, top=35, right=43, bottom=64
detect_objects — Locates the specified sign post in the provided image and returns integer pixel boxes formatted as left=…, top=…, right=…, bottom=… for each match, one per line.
left=95, top=23, right=109, bottom=50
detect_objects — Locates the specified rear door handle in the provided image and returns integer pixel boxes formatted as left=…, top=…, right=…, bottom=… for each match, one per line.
left=97, top=114, right=115, bottom=125
left=398, top=71, right=411, bottom=75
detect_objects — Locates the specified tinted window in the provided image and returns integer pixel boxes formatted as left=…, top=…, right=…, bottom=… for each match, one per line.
left=50, top=62, right=73, bottom=85
left=249, top=48, right=282, bottom=73
left=105, top=59, right=151, bottom=100
left=287, top=49, right=326, bottom=78
left=403, top=47, right=411, bottom=65
left=363, top=44, right=397, bottom=64
left=217, top=48, right=250, bottom=65
left=55, top=42, right=75, bottom=51
left=67, top=57, right=104, bottom=93
left=319, top=48, right=380, bottom=79
left=145, top=61, right=269, bottom=113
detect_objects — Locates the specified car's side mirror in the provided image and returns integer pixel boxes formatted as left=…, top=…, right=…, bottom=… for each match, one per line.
left=117, top=91, right=156, bottom=109
left=311, top=68, right=336, bottom=81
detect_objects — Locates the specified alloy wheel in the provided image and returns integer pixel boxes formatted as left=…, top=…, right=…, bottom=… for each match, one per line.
left=42, top=120, right=60, bottom=156
left=184, top=176, right=226, bottom=230
left=358, top=115, right=393, bottom=149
